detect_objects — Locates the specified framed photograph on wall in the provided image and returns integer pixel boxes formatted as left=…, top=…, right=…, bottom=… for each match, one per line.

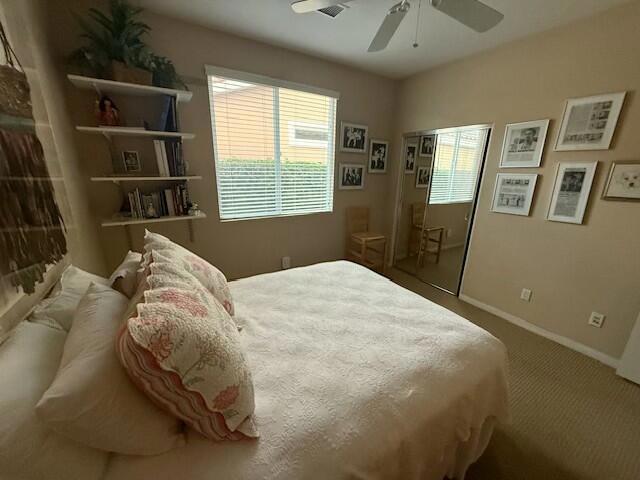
left=340, top=122, right=368, bottom=153
left=499, top=119, right=549, bottom=168
left=419, top=134, right=435, bottom=157
left=491, top=173, right=538, bottom=216
left=415, top=166, right=431, bottom=189
left=602, top=161, right=640, bottom=201
left=368, top=139, right=388, bottom=173
left=122, top=150, right=141, bottom=172
left=547, top=161, right=598, bottom=224
left=339, top=163, right=365, bottom=190
left=404, top=142, right=417, bottom=173
left=555, top=92, right=626, bottom=151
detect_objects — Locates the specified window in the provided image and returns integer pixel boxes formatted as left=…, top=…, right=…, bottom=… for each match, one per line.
left=207, top=66, right=338, bottom=220
left=429, top=129, right=488, bottom=205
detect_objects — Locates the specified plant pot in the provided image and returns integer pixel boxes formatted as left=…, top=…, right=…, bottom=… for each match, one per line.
left=108, top=61, right=152, bottom=86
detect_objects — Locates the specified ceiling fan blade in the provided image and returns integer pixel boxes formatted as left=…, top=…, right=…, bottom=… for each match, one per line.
left=430, top=0, right=504, bottom=32
left=368, top=1, right=410, bottom=53
left=291, top=0, right=352, bottom=14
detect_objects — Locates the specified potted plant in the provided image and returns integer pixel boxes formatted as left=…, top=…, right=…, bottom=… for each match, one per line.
left=69, top=0, right=184, bottom=87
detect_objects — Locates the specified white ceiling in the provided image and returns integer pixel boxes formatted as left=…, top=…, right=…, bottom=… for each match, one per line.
left=139, top=0, right=632, bottom=79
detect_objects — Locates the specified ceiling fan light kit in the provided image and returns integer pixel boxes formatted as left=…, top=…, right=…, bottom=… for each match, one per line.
left=291, top=0, right=504, bottom=52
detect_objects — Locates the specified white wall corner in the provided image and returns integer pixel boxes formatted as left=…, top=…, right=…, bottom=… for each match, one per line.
left=458, top=294, right=620, bottom=369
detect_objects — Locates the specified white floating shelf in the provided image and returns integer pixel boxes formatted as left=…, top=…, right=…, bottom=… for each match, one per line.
left=68, top=74, right=192, bottom=103
left=101, top=213, right=207, bottom=227
left=91, top=175, right=202, bottom=183
left=76, top=126, right=195, bottom=140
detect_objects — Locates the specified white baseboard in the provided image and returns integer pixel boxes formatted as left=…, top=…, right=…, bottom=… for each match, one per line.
left=459, top=294, right=620, bottom=369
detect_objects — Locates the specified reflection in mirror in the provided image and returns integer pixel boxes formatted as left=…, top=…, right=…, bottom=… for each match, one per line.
left=394, top=126, right=490, bottom=294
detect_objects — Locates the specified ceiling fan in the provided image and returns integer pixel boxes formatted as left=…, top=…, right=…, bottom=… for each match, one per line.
left=291, top=0, right=504, bottom=52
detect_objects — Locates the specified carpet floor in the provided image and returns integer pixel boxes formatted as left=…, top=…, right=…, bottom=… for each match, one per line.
left=389, top=268, right=640, bottom=480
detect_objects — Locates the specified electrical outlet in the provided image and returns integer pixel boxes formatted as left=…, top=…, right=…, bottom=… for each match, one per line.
left=588, top=312, right=605, bottom=328
left=520, top=288, right=532, bottom=302
left=446, top=228, right=453, bottom=238
left=281, top=256, right=291, bottom=270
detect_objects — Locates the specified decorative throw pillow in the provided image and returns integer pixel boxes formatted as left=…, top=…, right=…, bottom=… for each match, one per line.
left=0, top=322, right=108, bottom=480
left=29, top=265, right=110, bottom=331
left=143, top=230, right=235, bottom=316
left=109, top=250, right=142, bottom=299
left=116, top=262, right=258, bottom=441
left=36, top=283, right=186, bottom=455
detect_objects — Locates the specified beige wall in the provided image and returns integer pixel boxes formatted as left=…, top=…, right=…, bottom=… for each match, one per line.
left=394, top=0, right=640, bottom=359
left=48, top=1, right=397, bottom=280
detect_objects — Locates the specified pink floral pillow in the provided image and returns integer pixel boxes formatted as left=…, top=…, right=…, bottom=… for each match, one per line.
left=116, top=262, right=258, bottom=441
left=142, top=230, right=235, bottom=316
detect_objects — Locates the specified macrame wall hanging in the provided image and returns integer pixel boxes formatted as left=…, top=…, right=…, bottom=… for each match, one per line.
left=0, top=20, right=67, bottom=295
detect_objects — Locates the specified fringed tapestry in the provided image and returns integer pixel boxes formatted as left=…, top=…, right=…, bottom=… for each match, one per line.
left=0, top=20, right=67, bottom=295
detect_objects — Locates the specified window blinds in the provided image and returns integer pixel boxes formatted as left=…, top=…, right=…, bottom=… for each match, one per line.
left=429, top=129, right=487, bottom=205
left=207, top=68, right=337, bottom=220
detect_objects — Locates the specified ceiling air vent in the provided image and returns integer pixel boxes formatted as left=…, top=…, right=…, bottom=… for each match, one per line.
left=317, top=4, right=346, bottom=18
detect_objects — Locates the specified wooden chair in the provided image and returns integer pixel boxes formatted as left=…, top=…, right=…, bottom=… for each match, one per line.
left=346, top=207, right=387, bottom=274
left=409, top=202, right=445, bottom=266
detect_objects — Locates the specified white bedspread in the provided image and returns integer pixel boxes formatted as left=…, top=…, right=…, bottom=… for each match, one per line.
left=104, top=261, right=509, bottom=480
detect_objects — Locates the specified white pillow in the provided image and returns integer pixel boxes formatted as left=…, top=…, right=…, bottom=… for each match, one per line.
left=109, top=251, right=142, bottom=298
left=36, top=283, right=186, bottom=455
left=29, top=265, right=109, bottom=331
left=0, top=322, right=108, bottom=480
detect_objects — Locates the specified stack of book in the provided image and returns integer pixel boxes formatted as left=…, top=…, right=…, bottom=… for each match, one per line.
left=127, top=184, right=190, bottom=219
left=153, top=140, right=186, bottom=176
left=152, top=95, right=186, bottom=176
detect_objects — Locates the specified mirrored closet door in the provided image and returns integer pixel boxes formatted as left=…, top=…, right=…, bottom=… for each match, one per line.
left=393, top=125, right=490, bottom=295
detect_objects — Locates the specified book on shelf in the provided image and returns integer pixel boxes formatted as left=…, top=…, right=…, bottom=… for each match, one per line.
left=158, top=95, right=179, bottom=133
left=151, top=139, right=186, bottom=177
left=127, top=184, right=190, bottom=219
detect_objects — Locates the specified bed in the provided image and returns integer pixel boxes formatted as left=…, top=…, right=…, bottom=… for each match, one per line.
left=103, top=261, right=509, bottom=480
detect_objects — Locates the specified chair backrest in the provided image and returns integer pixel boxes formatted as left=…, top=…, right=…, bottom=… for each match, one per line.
left=346, top=206, right=369, bottom=234
left=411, top=202, right=425, bottom=227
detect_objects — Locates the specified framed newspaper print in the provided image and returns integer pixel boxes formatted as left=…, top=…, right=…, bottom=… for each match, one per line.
left=555, top=92, right=625, bottom=151
left=547, top=162, right=598, bottom=224
left=499, top=119, right=549, bottom=168
left=491, top=173, right=538, bottom=216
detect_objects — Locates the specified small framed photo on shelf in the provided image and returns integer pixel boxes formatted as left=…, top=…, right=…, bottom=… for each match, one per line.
left=419, top=134, right=435, bottom=157
left=340, top=122, right=368, bottom=153
left=499, top=119, right=549, bottom=168
left=602, top=161, right=640, bottom=201
left=339, top=163, right=365, bottom=190
left=555, top=92, right=626, bottom=151
left=491, top=173, right=538, bottom=216
left=404, top=142, right=417, bottom=173
left=415, top=166, right=431, bottom=189
left=368, top=139, right=388, bottom=173
left=547, top=161, right=598, bottom=224
left=122, top=150, right=141, bottom=172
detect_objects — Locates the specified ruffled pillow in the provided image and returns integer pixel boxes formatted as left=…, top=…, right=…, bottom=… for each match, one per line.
left=116, top=260, right=257, bottom=441
left=142, top=230, right=235, bottom=316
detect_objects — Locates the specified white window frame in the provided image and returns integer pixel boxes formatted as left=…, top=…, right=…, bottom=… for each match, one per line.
left=206, top=65, right=340, bottom=221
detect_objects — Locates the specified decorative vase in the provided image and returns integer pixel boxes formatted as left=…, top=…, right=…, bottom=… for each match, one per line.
left=108, top=61, right=153, bottom=86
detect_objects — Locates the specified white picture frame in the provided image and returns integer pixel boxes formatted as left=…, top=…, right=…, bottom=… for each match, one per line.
left=602, top=161, right=640, bottom=201
left=499, top=119, right=549, bottom=168
left=368, top=139, right=388, bottom=173
left=547, top=161, right=598, bottom=224
left=338, top=163, right=365, bottom=190
left=404, top=142, right=417, bottom=174
left=415, top=166, right=430, bottom=189
left=555, top=92, right=626, bottom=151
left=340, top=122, right=368, bottom=153
left=491, top=173, right=538, bottom=216
left=419, top=134, right=435, bottom=158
